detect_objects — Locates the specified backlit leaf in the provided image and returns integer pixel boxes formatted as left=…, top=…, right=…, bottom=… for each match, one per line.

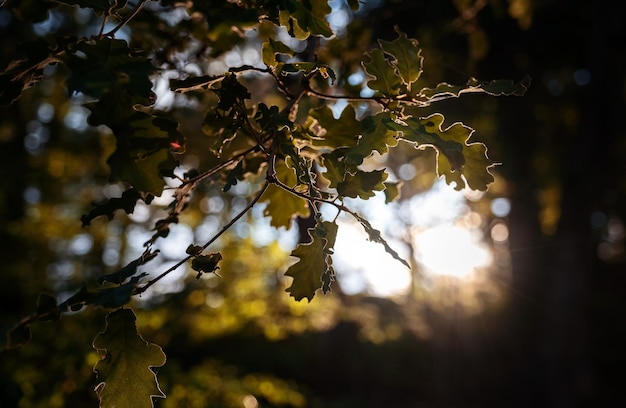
left=262, top=38, right=295, bottom=66
left=337, top=169, right=388, bottom=199
left=379, top=29, right=423, bottom=90
left=421, top=75, right=531, bottom=100
left=320, top=149, right=348, bottom=188
left=362, top=48, right=402, bottom=96
left=402, top=114, right=494, bottom=191
left=277, top=0, right=333, bottom=39
left=345, top=111, right=399, bottom=165
left=277, top=62, right=336, bottom=83
left=383, top=181, right=401, bottom=203
left=280, top=140, right=317, bottom=189
left=260, top=160, right=310, bottom=229
left=285, top=220, right=338, bottom=301
left=397, top=116, right=465, bottom=171
left=309, top=104, right=362, bottom=149
left=93, top=309, right=166, bottom=408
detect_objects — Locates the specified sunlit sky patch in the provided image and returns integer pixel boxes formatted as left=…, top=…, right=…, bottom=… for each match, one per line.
left=414, top=225, right=491, bottom=279
left=332, top=217, right=412, bottom=297
left=330, top=179, right=495, bottom=296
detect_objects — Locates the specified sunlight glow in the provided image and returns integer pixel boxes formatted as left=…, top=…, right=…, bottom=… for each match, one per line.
left=415, top=225, right=491, bottom=279
left=333, top=220, right=411, bottom=298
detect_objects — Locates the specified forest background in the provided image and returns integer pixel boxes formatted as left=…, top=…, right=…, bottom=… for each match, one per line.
left=1, top=0, right=625, bottom=407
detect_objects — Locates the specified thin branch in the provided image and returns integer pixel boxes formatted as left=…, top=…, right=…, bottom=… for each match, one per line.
left=269, top=176, right=355, bottom=218
left=200, top=179, right=270, bottom=252
left=97, top=12, right=109, bottom=38
left=306, top=86, right=379, bottom=103
left=103, top=0, right=148, bottom=38
left=135, top=180, right=270, bottom=295
left=306, top=84, right=432, bottom=107
left=185, top=144, right=260, bottom=187
left=229, top=65, right=272, bottom=75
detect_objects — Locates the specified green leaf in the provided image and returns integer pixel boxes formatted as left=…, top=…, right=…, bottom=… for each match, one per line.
left=337, top=169, right=388, bottom=199
left=280, top=141, right=316, bottom=188
left=379, top=29, right=423, bottom=90
left=262, top=39, right=295, bottom=67
left=383, top=181, right=401, bottom=203
left=421, top=75, right=532, bottom=100
left=63, top=38, right=153, bottom=102
left=397, top=116, right=465, bottom=171
left=277, top=0, right=333, bottom=39
left=320, top=149, right=348, bottom=188
left=93, top=309, right=166, bottom=408
left=345, top=111, right=399, bottom=166
left=277, top=62, right=336, bottom=83
left=402, top=114, right=494, bottom=191
left=260, top=160, right=310, bottom=229
left=362, top=48, right=402, bottom=96
left=309, top=104, right=362, bottom=149
left=285, top=220, right=338, bottom=301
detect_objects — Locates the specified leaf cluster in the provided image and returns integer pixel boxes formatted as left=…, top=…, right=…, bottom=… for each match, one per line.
left=0, top=0, right=528, bottom=406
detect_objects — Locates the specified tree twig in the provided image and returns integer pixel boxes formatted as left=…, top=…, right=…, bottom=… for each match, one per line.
left=135, top=180, right=270, bottom=295
left=103, top=0, right=148, bottom=38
